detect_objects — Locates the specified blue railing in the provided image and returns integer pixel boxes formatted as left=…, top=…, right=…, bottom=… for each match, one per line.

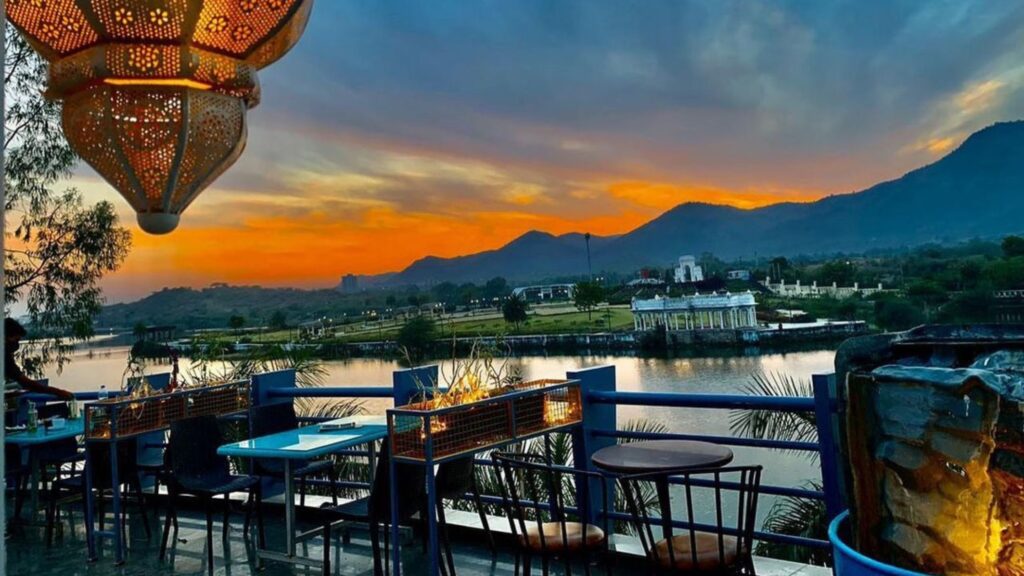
left=55, top=364, right=844, bottom=553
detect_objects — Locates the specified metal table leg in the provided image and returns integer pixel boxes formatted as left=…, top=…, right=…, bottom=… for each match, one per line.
left=284, top=459, right=294, bottom=557
left=389, top=451, right=401, bottom=576
left=84, top=446, right=97, bottom=561
left=655, top=477, right=672, bottom=540
left=28, top=450, right=40, bottom=522
left=255, top=458, right=324, bottom=569
left=110, top=440, right=124, bottom=564
left=425, top=460, right=440, bottom=576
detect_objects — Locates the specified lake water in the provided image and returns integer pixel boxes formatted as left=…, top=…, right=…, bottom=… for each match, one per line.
left=45, top=346, right=833, bottom=495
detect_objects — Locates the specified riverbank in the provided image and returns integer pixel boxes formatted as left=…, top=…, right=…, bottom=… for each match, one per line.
left=313, top=321, right=870, bottom=359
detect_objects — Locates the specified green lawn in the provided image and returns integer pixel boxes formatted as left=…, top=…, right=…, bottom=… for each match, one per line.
left=196, top=306, right=634, bottom=345
left=337, top=306, right=633, bottom=343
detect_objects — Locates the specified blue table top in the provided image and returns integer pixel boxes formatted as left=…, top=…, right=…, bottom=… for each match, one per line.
left=218, top=416, right=387, bottom=460
left=6, top=418, right=85, bottom=446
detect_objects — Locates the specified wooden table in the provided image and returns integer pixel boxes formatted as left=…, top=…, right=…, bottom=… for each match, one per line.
left=592, top=440, right=733, bottom=538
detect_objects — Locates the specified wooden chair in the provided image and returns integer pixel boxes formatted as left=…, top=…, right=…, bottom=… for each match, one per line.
left=617, top=466, right=762, bottom=575
left=491, top=452, right=611, bottom=576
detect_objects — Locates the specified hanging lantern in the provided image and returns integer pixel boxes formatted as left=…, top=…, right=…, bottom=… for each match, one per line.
left=5, top=0, right=313, bottom=234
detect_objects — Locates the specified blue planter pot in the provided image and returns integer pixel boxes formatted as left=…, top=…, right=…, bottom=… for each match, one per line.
left=829, top=511, right=929, bottom=575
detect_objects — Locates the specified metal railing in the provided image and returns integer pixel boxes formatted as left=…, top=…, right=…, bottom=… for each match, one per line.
left=52, top=364, right=843, bottom=553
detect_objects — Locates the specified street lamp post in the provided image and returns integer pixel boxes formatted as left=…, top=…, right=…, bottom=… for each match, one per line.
left=585, top=232, right=593, bottom=280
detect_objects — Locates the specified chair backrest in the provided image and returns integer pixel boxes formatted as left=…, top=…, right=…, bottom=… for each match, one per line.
left=618, top=466, right=763, bottom=572
left=84, top=438, right=139, bottom=490
left=435, top=456, right=476, bottom=500
left=491, top=452, right=609, bottom=554
left=35, top=402, right=79, bottom=460
left=37, top=402, right=69, bottom=420
left=368, top=437, right=425, bottom=522
left=167, top=415, right=229, bottom=486
left=250, top=402, right=300, bottom=475
left=251, top=401, right=299, bottom=438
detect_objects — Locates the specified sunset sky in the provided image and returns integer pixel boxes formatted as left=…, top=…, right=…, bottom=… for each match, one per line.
left=67, top=1, right=1024, bottom=303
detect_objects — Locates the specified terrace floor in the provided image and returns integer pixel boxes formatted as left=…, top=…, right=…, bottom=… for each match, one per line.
left=6, top=494, right=830, bottom=576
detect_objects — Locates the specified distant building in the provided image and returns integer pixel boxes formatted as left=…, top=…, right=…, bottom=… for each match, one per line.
left=762, top=277, right=887, bottom=298
left=340, top=274, right=359, bottom=293
left=674, top=256, right=704, bottom=284
left=298, top=319, right=331, bottom=339
left=727, top=270, right=751, bottom=281
left=511, top=284, right=575, bottom=302
left=627, top=277, right=665, bottom=287
left=631, top=292, right=758, bottom=331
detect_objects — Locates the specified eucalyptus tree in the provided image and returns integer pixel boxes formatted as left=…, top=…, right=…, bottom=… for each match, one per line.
left=4, top=25, right=131, bottom=371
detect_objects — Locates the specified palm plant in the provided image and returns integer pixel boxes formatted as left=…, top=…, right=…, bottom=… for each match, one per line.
left=729, top=371, right=829, bottom=566
left=756, top=481, right=831, bottom=565
left=183, top=342, right=367, bottom=491
left=729, top=371, right=818, bottom=459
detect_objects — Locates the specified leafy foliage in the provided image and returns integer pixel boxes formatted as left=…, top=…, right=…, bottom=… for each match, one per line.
left=268, top=310, right=288, bottom=330
left=396, top=315, right=437, bottom=363
left=501, top=293, right=529, bottom=330
left=873, top=297, right=925, bottom=331
left=729, top=371, right=818, bottom=458
left=573, top=280, right=605, bottom=320
left=4, top=25, right=131, bottom=371
left=729, top=371, right=828, bottom=565
left=755, top=481, right=831, bottom=566
left=1002, top=235, right=1024, bottom=258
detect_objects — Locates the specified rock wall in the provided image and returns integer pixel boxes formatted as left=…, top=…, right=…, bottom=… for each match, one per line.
left=847, top=360, right=1024, bottom=575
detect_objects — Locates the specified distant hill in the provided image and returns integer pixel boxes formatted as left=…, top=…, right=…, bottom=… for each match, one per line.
left=97, top=285, right=361, bottom=330
left=380, top=121, right=1024, bottom=285
left=393, top=231, right=617, bottom=285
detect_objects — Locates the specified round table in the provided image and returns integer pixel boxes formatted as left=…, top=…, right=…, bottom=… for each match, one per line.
left=592, top=440, right=734, bottom=538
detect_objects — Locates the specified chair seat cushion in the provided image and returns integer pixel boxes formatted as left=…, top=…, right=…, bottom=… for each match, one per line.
left=293, top=459, right=333, bottom=477
left=321, top=497, right=370, bottom=521
left=519, top=521, right=605, bottom=552
left=177, top=474, right=259, bottom=496
left=651, top=532, right=742, bottom=571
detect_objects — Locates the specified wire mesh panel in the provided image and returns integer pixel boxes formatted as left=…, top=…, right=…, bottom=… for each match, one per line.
left=389, top=379, right=582, bottom=462
left=85, top=380, right=249, bottom=440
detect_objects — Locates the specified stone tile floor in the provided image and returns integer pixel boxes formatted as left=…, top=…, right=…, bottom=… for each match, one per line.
left=5, top=496, right=831, bottom=576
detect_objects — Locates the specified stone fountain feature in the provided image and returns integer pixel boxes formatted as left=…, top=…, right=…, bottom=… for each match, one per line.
left=836, top=325, right=1024, bottom=575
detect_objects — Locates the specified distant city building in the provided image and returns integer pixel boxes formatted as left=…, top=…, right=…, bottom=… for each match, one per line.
left=511, top=284, right=575, bottom=302
left=340, top=274, right=359, bottom=293
left=727, top=270, right=751, bottom=281
left=762, top=277, right=886, bottom=298
left=631, top=292, right=757, bottom=331
left=673, top=255, right=704, bottom=284
left=298, top=319, right=331, bottom=339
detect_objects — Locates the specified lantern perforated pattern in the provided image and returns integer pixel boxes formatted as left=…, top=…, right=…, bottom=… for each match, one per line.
left=6, top=0, right=313, bottom=233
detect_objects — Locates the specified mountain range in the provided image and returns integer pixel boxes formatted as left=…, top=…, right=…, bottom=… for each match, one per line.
left=361, top=120, right=1024, bottom=287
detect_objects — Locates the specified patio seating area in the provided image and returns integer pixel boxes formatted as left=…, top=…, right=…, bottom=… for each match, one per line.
left=6, top=493, right=829, bottom=576
left=5, top=365, right=840, bottom=576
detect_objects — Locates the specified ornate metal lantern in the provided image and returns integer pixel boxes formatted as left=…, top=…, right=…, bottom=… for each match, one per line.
left=5, top=0, right=313, bottom=234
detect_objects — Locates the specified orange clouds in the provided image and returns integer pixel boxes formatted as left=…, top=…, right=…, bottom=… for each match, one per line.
left=94, top=169, right=834, bottom=302
left=103, top=203, right=653, bottom=298
left=607, top=181, right=820, bottom=210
